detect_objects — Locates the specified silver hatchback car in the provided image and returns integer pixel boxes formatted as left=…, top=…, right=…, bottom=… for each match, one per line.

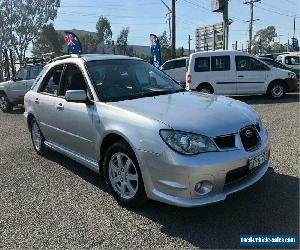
left=24, top=54, right=270, bottom=207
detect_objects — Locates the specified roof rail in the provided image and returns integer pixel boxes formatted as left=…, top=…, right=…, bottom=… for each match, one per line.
left=49, top=54, right=81, bottom=63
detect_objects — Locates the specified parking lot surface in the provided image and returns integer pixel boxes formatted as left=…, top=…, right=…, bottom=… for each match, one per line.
left=0, top=93, right=299, bottom=249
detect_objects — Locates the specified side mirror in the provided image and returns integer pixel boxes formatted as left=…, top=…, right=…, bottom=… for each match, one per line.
left=65, top=90, right=87, bottom=102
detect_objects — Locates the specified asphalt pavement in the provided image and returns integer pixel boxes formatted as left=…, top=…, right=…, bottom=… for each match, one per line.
left=0, top=93, right=299, bottom=249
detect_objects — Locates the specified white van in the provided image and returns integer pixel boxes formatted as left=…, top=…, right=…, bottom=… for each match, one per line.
left=186, top=51, right=298, bottom=98
left=160, top=57, right=188, bottom=85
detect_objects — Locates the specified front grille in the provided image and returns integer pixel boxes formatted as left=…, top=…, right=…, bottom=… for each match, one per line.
left=240, top=125, right=260, bottom=151
left=214, top=135, right=235, bottom=149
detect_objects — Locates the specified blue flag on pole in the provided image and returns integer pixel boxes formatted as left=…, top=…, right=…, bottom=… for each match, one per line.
left=150, top=34, right=161, bottom=68
left=65, top=31, right=82, bottom=54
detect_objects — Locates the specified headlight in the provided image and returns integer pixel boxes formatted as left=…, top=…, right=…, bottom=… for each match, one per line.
left=288, top=72, right=296, bottom=79
left=160, top=130, right=218, bottom=155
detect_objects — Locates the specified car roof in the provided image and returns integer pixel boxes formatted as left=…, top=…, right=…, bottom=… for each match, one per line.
left=80, top=54, right=142, bottom=61
left=190, top=50, right=249, bottom=57
left=48, top=54, right=142, bottom=64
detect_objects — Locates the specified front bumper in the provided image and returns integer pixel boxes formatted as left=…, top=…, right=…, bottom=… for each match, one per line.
left=136, top=128, right=270, bottom=207
left=284, top=78, right=299, bottom=91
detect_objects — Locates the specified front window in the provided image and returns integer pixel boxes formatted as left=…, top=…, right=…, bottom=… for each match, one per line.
left=86, top=60, right=183, bottom=102
left=236, top=56, right=269, bottom=71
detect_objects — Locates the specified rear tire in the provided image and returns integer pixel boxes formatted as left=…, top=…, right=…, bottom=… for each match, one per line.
left=103, top=141, right=147, bottom=208
left=30, top=118, right=47, bottom=155
left=196, top=84, right=214, bottom=94
left=267, top=81, right=286, bottom=99
left=0, top=93, right=13, bottom=112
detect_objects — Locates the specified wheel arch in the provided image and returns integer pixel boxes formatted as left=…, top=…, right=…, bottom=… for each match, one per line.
left=267, top=79, right=288, bottom=93
left=196, top=82, right=214, bottom=93
left=100, top=133, right=133, bottom=165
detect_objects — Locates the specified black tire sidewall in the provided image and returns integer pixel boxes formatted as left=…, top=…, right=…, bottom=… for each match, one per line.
left=103, top=141, right=147, bottom=208
left=0, top=94, right=13, bottom=112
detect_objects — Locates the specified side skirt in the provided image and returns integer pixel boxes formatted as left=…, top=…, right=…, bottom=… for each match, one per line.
left=44, top=141, right=99, bottom=173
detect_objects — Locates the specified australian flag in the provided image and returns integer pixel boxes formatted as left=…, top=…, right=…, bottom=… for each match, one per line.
left=65, top=31, right=82, bottom=54
left=150, top=34, right=161, bottom=68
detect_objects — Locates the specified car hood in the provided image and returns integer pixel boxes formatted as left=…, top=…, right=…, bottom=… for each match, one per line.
left=109, top=92, right=259, bottom=137
left=0, top=80, right=11, bottom=87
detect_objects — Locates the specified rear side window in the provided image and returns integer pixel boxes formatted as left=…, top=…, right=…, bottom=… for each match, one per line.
left=16, top=67, right=30, bottom=80
left=174, top=59, right=186, bottom=68
left=194, top=57, right=210, bottom=72
left=29, top=65, right=43, bottom=79
left=236, top=56, right=268, bottom=71
left=162, top=61, right=175, bottom=70
left=211, top=56, right=230, bottom=71
left=39, top=65, right=64, bottom=96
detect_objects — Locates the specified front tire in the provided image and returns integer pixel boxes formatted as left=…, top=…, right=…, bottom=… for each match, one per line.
left=267, top=81, right=286, bottom=99
left=0, top=93, right=13, bottom=112
left=30, top=118, right=47, bottom=155
left=103, top=141, right=147, bottom=208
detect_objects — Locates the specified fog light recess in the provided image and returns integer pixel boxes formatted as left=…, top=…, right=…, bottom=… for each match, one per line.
left=194, top=181, right=213, bottom=195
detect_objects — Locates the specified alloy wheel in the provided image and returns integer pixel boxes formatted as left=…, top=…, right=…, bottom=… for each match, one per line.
left=271, top=84, right=284, bottom=98
left=108, top=152, right=139, bottom=200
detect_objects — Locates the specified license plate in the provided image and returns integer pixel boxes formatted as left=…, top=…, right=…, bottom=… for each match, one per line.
left=249, top=150, right=269, bottom=170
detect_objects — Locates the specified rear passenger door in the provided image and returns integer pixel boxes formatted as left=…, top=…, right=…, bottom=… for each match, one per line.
left=210, top=55, right=236, bottom=95
left=235, top=56, right=267, bottom=94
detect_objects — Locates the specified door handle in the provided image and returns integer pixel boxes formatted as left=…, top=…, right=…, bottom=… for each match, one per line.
left=34, top=98, right=39, bottom=104
left=56, top=102, right=64, bottom=110
left=238, top=75, right=244, bottom=77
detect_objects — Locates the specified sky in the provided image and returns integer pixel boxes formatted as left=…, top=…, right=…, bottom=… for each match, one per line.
left=52, top=0, right=300, bottom=50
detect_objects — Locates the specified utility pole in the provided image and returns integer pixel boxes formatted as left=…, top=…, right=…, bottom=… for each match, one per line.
left=244, top=0, right=261, bottom=54
left=171, top=0, right=176, bottom=58
left=188, top=35, right=192, bottom=55
left=222, top=0, right=229, bottom=50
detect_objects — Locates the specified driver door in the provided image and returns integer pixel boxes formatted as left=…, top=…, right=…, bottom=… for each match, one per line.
left=53, top=63, right=98, bottom=160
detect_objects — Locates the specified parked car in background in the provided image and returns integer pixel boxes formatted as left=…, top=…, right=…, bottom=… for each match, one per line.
left=0, top=64, right=44, bottom=112
left=24, top=54, right=270, bottom=208
left=276, top=54, right=300, bottom=79
left=186, top=50, right=298, bottom=98
left=160, top=57, right=188, bottom=85
left=259, top=57, right=290, bottom=71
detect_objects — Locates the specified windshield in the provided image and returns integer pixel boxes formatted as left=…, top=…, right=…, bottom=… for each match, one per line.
left=86, top=59, right=183, bottom=102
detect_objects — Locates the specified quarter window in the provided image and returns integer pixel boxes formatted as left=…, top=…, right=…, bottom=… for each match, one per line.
left=194, top=57, right=210, bottom=72
left=162, top=61, right=176, bottom=70
left=211, top=56, right=230, bottom=71
left=39, top=65, right=63, bottom=95
left=236, top=56, right=268, bottom=71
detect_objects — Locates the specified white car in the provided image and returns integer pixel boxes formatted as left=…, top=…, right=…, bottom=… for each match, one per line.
left=276, top=54, right=300, bottom=79
left=186, top=51, right=298, bottom=98
left=160, top=57, right=188, bottom=85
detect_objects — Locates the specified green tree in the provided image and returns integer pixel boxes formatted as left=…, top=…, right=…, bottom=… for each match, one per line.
left=252, top=26, right=277, bottom=54
left=32, top=24, right=64, bottom=57
left=0, top=0, right=60, bottom=63
left=158, top=31, right=171, bottom=63
left=116, top=27, right=129, bottom=55
left=96, top=16, right=112, bottom=45
left=79, top=33, right=97, bottom=53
